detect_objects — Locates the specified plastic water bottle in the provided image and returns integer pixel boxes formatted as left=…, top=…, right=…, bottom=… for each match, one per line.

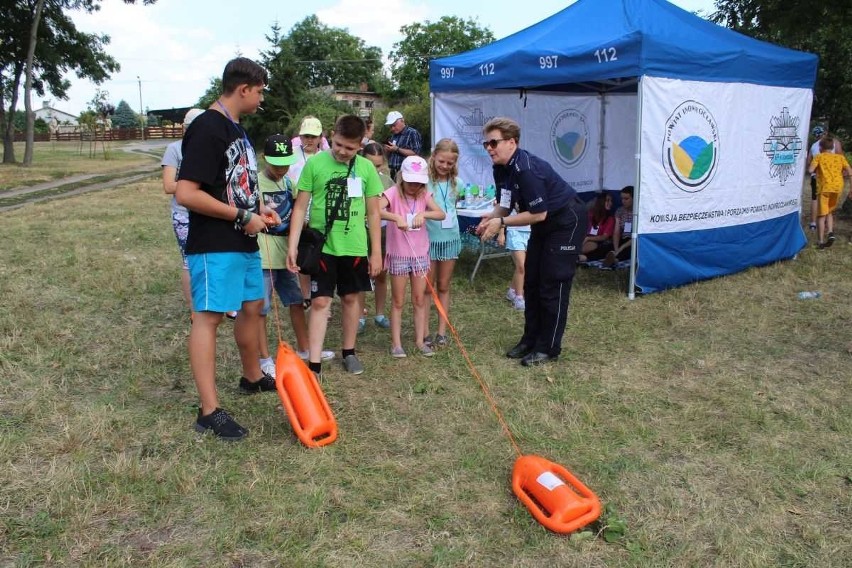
left=463, top=183, right=472, bottom=207
left=797, top=291, right=821, bottom=300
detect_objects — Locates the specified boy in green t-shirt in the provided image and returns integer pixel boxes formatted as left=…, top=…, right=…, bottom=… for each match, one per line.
left=256, top=135, right=334, bottom=378
left=287, top=115, right=384, bottom=377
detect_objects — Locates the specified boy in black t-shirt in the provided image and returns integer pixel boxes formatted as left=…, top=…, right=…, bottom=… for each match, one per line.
left=176, top=57, right=281, bottom=441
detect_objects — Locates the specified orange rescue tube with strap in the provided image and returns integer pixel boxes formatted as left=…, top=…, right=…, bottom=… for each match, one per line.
left=512, top=454, right=601, bottom=534
left=274, top=341, right=338, bottom=448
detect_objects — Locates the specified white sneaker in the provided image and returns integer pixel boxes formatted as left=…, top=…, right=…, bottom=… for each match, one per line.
left=260, top=359, right=276, bottom=377
left=506, top=287, right=517, bottom=302
left=297, top=350, right=335, bottom=362
left=513, top=296, right=526, bottom=311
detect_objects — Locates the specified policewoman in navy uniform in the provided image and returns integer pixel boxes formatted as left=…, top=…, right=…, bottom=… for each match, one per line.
left=477, top=117, right=587, bottom=366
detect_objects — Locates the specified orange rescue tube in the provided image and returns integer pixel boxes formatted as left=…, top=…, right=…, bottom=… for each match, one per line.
left=512, top=454, right=601, bottom=534
left=274, top=342, right=338, bottom=447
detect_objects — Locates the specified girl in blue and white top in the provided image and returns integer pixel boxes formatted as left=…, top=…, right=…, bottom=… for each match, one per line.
left=424, top=138, right=464, bottom=347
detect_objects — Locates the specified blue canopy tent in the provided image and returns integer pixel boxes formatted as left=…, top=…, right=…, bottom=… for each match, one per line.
left=429, top=0, right=818, bottom=295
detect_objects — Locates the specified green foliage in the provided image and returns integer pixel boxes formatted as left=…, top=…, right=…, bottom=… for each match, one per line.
left=279, top=93, right=352, bottom=140
left=11, top=111, right=48, bottom=134
left=111, top=100, right=138, bottom=128
left=711, top=0, right=852, bottom=133
left=286, top=16, right=383, bottom=91
left=390, top=16, right=494, bottom=101
left=195, top=77, right=222, bottom=109
left=597, top=503, right=628, bottom=543
left=252, top=23, right=306, bottom=139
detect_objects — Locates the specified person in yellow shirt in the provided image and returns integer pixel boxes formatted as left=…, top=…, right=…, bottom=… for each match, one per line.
left=808, top=135, right=851, bottom=248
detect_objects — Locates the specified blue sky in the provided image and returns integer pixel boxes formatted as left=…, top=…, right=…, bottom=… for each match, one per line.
left=51, top=0, right=716, bottom=116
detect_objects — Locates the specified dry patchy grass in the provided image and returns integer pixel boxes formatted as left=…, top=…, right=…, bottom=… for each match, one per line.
left=0, top=180, right=850, bottom=567
left=0, top=141, right=159, bottom=192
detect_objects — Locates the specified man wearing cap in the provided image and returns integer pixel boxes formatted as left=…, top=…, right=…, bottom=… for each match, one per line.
left=384, top=110, right=422, bottom=180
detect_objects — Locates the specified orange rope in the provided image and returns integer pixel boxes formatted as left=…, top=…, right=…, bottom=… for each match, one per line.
left=402, top=231, right=523, bottom=458
left=259, top=227, right=288, bottom=349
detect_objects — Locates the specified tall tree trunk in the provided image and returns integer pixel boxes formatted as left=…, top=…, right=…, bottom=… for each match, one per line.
left=3, top=64, right=24, bottom=165
left=23, top=0, right=46, bottom=166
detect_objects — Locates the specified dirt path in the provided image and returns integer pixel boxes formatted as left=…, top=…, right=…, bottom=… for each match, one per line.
left=0, top=141, right=168, bottom=211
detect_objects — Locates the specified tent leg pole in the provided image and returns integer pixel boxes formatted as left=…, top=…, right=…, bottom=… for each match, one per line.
left=429, top=92, right=435, bottom=153
left=598, top=92, right=606, bottom=191
left=628, top=78, right=644, bottom=300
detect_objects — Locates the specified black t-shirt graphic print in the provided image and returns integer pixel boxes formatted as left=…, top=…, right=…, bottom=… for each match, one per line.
left=178, top=110, right=260, bottom=254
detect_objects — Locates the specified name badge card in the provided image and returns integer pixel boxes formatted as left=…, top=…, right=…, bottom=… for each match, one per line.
left=624, top=221, right=633, bottom=233
left=499, top=191, right=511, bottom=209
left=441, top=216, right=455, bottom=229
left=406, top=212, right=421, bottom=231
left=347, top=177, right=363, bottom=198
left=589, top=226, right=599, bottom=236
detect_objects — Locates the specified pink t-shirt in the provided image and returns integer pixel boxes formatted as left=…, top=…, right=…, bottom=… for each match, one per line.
left=384, top=185, right=432, bottom=260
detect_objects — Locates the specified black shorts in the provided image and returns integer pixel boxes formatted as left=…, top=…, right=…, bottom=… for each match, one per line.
left=310, top=253, right=371, bottom=298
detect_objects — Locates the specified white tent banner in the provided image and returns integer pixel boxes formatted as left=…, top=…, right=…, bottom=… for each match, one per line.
left=602, top=94, right=638, bottom=191
left=433, top=91, right=524, bottom=187
left=639, top=76, right=813, bottom=235
left=435, top=91, right=629, bottom=193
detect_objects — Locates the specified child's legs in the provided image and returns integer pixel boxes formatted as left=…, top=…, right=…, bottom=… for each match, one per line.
left=187, top=252, right=263, bottom=407
left=188, top=311, right=224, bottom=415
left=340, top=293, right=361, bottom=349
left=374, top=270, right=388, bottom=316
left=810, top=176, right=818, bottom=224
left=234, top=298, right=264, bottom=380
left=272, top=269, right=308, bottom=352
left=411, top=274, right=428, bottom=345
left=299, top=273, right=311, bottom=304
left=289, top=305, right=309, bottom=352
left=433, top=259, right=455, bottom=335
left=827, top=193, right=838, bottom=233
left=180, top=268, right=193, bottom=312
left=511, top=251, right=526, bottom=297
left=390, top=274, right=408, bottom=348
left=257, top=315, right=270, bottom=359
left=335, top=255, right=372, bottom=350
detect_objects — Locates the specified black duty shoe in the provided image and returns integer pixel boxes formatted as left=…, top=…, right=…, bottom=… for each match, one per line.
left=239, top=373, right=277, bottom=394
left=506, top=343, right=534, bottom=359
left=194, top=408, right=247, bottom=441
left=521, top=351, right=558, bottom=366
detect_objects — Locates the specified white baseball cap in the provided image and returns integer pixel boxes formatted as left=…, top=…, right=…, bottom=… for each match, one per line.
left=400, top=155, right=428, bottom=184
left=183, top=108, right=205, bottom=128
left=385, top=111, right=403, bottom=126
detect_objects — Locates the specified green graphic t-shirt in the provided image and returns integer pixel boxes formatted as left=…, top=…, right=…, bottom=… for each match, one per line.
left=296, top=150, right=383, bottom=256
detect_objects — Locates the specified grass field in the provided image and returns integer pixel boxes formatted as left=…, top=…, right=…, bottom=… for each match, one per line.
left=0, top=179, right=850, bottom=567
left=0, top=141, right=161, bottom=192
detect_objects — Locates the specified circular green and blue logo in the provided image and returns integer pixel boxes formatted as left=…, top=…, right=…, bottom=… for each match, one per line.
left=550, top=108, right=589, bottom=169
left=662, top=101, right=719, bottom=193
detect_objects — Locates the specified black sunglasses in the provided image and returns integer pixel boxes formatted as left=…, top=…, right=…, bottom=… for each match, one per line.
left=482, top=138, right=511, bottom=150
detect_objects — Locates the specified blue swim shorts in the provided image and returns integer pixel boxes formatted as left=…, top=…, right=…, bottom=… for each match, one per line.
left=187, top=251, right=263, bottom=313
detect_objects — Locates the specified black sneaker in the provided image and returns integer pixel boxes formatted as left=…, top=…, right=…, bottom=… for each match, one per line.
left=828, top=232, right=836, bottom=242
left=239, top=373, right=276, bottom=394
left=194, top=408, right=247, bottom=441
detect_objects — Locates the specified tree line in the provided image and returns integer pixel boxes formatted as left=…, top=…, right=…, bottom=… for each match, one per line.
left=2, top=0, right=849, bottom=167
